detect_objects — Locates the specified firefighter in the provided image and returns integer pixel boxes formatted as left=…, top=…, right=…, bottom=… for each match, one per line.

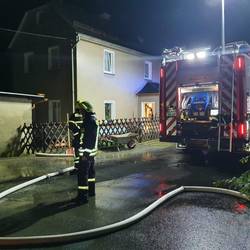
left=68, top=105, right=83, bottom=171
left=69, top=101, right=99, bottom=204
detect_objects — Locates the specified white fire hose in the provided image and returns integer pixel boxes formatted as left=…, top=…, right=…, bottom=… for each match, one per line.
left=0, top=166, right=248, bottom=247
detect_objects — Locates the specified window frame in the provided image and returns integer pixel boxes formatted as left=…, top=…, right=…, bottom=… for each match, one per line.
left=48, top=46, right=60, bottom=70
left=24, top=52, right=34, bottom=74
left=48, top=99, right=61, bottom=122
left=141, top=101, right=155, bottom=118
left=104, top=100, right=116, bottom=120
left=36, top=11, right=43, bottom=25
left=103, top=49, right=115, bottom=75
left=144, top=61, right=152, bottom=80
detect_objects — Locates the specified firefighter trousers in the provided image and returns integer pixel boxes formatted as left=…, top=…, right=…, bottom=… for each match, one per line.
left=74, top=147, right=80, bottom=169
left=77, top=155, right=96, bottom=200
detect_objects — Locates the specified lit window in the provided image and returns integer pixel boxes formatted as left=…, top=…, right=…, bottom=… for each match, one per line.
left=104, top=49, right=115, bottom=74
left=142, top=102, right=155, bottom=118
left=144, top=61, right=152, bottom=80
left=24, top=52, right=34, bottom=73
left=48, top=46, right=60, bottom=70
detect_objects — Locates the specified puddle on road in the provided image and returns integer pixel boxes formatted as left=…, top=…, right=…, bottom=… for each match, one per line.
left=141, top=152, right=156, bottom=161
left=233, top=202, right=249, bottom=214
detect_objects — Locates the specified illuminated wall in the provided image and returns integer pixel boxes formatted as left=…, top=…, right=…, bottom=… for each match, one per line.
left=0, top=96, right=32, bottom=156
left=76, top=36, right=160, bottom=119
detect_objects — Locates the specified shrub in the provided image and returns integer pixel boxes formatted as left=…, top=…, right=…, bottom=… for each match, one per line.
left=213, top=170, right=250, bottom=199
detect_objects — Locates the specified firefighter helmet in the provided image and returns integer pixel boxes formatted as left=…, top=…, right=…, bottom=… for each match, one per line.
left=76, top=100, right=93, bottom=112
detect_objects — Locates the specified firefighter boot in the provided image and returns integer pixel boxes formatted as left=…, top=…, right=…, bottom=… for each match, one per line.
left=88, top=181, right=95, bottom=197
left=74, top=190, right=88, bottom=205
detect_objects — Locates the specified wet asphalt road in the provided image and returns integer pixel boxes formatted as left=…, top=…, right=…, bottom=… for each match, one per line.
left=0, top=145, right=249, bottom=249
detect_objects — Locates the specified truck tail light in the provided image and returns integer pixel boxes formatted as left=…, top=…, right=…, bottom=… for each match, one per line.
left=160, top=123, right=163, bottom=133
left=160, top=68, right=165, bottom=79
left=234, top=56, right=245, bottom=72
left=237, top=123, right=247, bottom=139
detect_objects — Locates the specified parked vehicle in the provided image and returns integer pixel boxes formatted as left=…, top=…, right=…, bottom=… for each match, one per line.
left=159, top=41, right=250, bottom=153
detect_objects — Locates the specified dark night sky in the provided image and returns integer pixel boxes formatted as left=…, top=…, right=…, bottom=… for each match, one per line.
left=1, top=0, right=250, bottom=54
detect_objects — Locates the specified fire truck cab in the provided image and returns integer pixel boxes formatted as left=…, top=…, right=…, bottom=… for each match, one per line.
left=159, top=41, right=250, bottom=153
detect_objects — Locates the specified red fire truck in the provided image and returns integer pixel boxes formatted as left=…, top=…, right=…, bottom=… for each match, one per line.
left=159, top=41, right=250, bottom=153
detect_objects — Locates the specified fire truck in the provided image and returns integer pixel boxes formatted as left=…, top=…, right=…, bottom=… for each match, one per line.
left=159, top=41, right=250, bottom=153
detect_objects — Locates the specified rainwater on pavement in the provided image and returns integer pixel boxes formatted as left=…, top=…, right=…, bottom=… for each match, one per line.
left=0, top=142, right=249, bottom=249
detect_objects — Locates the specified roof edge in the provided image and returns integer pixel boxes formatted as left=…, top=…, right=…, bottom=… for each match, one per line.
left=8, top=12, right=29, bottom=49
left=78, top=33, right=151, bottom=57
left=136, top=92, right=159, bottom=96
left=0, top=92, right=45, bottom=100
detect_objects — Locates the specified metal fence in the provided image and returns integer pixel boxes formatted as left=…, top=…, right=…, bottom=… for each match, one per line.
left=18, top=117, right=159, bottom=154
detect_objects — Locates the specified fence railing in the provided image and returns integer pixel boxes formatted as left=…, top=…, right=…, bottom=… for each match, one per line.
left=18, top=117, right=159, bottom=154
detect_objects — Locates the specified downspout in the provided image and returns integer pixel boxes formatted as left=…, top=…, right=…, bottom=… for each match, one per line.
left=71, top=34, right=79, bottom=112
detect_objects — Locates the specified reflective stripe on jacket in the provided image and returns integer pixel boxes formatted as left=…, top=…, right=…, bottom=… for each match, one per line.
left=79, top=113, right=99, bottom=157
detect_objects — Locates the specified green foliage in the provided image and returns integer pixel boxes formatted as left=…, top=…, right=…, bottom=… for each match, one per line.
left=213, top=170, right=250, bottom=198
left=239, top=155, right=250, bottom=165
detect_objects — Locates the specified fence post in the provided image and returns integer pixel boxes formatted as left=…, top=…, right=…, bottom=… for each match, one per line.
left=66, top=113, right=71, bottom=149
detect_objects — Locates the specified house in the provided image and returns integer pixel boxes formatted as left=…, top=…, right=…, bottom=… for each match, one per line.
left=9, top=1, right=161, bottom=122
left=0, top=91, right=44, bottom=156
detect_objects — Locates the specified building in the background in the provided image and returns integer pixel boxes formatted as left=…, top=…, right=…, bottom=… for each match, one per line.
left=0, top=92, right=44, bottom=156
left=9, top=1, right=160, bottom=122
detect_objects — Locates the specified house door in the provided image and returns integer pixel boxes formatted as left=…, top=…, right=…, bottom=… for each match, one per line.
left=141, top=102, right=155, bottom=118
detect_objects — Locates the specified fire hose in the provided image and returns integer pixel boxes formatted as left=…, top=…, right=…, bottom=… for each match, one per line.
left=0, top=166, right=248, bottom=247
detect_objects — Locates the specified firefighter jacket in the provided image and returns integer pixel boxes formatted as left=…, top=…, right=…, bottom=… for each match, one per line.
left=69, top=112, right=84, bottom=149
left=79, top=112, right=99, bottom=157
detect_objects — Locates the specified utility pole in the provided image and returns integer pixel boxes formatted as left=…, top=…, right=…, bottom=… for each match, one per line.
left=222, top=0, right=225, bottom=53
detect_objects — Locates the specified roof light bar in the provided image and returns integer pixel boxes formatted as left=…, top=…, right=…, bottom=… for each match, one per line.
left=162, top=41, right=250, bottom=66
left=162, top=47, right=210, bottom=64
left=185, top=53, right=195, bottom=60
left=196, top=51, right=207, bottom=59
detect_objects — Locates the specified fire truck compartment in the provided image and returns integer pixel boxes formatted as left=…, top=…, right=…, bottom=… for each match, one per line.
left=179, top=83, right=219, bottom=120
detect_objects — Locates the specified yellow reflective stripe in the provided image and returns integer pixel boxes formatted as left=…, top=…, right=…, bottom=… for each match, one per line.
left=69, top=120, right=80, bottom=129
left=69, top=120, right=78, bottom=124
left=79, top=148, right=92, bottom=153
left=88, top=178, right=96, bottom=182
left=79, top=149, right=98, bottom=156
left=89, top=152, right=98, bottom=156
left=78, top=186, right=89, bottom=190
left=79, top=148, right=97, bottom=153
left=94, top=126, right=99, bottom=150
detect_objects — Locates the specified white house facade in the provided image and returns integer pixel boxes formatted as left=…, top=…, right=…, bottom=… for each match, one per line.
left=76, top=34, right=160, bottom=120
